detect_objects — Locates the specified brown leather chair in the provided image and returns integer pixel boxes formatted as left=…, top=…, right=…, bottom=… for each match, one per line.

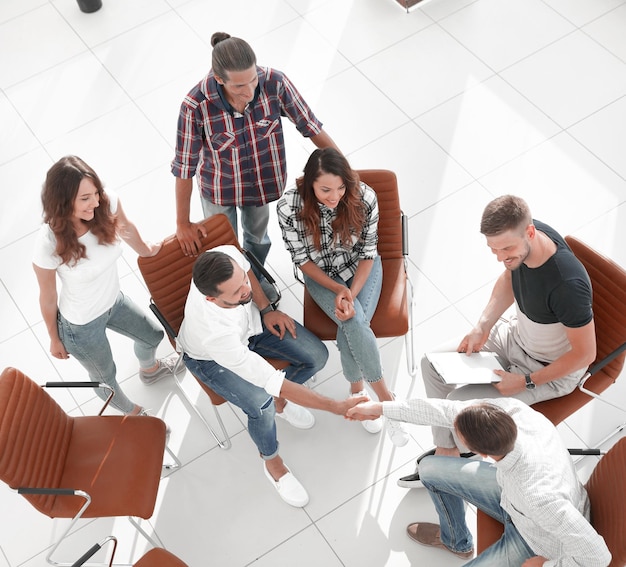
left=0, top=367, right=167, bottom=566
left=477, top=437, right=626, bottom=566
left=137, top=214, right=288, bottom=450
left=531, top=236, right=626, bottom=430
left=301, top=169, right=416, bottom=376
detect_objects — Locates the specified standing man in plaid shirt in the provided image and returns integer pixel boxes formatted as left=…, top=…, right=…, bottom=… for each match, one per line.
left=172, top=31, right=339, bottom=267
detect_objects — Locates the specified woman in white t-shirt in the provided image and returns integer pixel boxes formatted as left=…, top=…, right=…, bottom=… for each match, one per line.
left=33, top=155, right=177, bottom=415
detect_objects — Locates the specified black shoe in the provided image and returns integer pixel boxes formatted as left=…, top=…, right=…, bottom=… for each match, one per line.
left=397, top=470, right=424, bottom=488
left=397, top=449, right=475, bottom=489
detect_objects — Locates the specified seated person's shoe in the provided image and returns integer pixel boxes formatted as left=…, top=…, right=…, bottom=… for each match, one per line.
left=406, top=522, right=474, bottom=560
left=276, top=401, right=315, bottom=429
left=397, top=449, right=475, bottom=488
left=386, top=419, right=409, bottom=447
left=397, top=470, right=423, bottom=489
left=351, top=390, right=383, bottom=434
left=263, top=463, right=309, bottom=507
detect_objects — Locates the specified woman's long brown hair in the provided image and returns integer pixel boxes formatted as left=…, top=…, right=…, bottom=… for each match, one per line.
left=296, top=148, right=365, bottom=250
left=41, top=156, right=117, bottom=266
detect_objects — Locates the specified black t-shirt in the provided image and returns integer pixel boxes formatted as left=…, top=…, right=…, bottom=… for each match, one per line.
left=511, top=220, right=593, bottom=328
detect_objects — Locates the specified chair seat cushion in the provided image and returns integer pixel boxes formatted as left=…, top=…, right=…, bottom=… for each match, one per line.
left=531, top=369, right=616, bottom=426
left=51, top=415, right=166, bottom=519
left=304, top=257, right=408, bottom=340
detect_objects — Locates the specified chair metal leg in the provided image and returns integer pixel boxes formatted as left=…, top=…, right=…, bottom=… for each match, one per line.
left=128, top=516, right=163, bottom=550
left=568, top=377, right=626, bottom=457
left=173, top=366, right=232, bottom=450
left=162, top=443, right=182, bottom=471
left=40, top=489, right=162, bottom=567
left=404, top=260, right=418, bottom=377
left=44, top=490, right=92, bottom=566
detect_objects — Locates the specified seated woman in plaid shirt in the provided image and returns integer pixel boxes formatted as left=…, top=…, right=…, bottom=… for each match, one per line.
left=277, top=148, right=408, bottom=447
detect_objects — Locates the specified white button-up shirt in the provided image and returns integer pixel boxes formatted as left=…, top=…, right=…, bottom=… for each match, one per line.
left=383, top=397, right=611, bottom=567
left=177, top=245, right=284, bottom=397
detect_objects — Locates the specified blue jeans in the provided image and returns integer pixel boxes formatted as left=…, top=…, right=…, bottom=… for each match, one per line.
left=304, top=255, right=383, bottom=384
left=419, top=456, right=535, bottom=566
left=201, top=198, right=271, bottom=271
left=183, top=322, right=328, bottom=459
left=57, top=292, right=164, bottom=413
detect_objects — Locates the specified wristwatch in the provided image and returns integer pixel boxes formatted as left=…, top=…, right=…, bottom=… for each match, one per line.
left=524, top=373, right=536, bottom=390
left=259, top=304, right=275, bottom=316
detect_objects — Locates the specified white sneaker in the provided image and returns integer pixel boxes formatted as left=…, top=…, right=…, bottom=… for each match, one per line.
left=386, top=418, right=409, bottom=447
left=351, top=390, right=383, bottom=434
left=263, top=463, right=309, bottom=507
left=276, top=401, right=315, bottom=429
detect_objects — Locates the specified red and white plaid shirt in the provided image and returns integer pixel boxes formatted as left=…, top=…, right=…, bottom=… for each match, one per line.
left=172, top=66, right=323, bottom=207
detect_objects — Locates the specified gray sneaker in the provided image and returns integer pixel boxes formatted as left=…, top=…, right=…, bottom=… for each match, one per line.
left=139, top=356, right=181, bottom=385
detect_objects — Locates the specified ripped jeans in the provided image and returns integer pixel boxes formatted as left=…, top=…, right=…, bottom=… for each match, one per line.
left=182, top=322, right=327, bottom=459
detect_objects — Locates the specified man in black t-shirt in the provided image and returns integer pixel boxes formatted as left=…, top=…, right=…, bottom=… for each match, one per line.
left=399, top=195, right=596, bottom=487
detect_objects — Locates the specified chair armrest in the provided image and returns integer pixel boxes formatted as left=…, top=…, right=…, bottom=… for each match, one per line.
left=243, top=249, right=282, bottom=308
left=71, top=536, right=117, bottom=567
left=401, top=211, right=409, bottom=256
left=587, top=341, right=626, bottom=376
left=18, top=487, right=89, bottom=497
left=149, top=301, right=177, bottom=341
left=43, top=382, right=114, bottom=416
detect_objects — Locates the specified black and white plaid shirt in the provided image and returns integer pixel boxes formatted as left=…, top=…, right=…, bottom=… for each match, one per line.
left=277, top=181, right=379, bottom=281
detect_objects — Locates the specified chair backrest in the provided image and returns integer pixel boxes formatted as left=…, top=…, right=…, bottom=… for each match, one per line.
left=532, top=236, right=626, bottom=425
left=137, top=215, right=289, bottom=390
left=0, top=367, right=73, bottom=515
left=137, top=215, right=239, bottom=345
left=585, top=437, right=626, bottom=566
left=358, top=170, right=404, bottom=261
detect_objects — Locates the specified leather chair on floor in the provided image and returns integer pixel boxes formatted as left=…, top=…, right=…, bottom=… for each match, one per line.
left=0, top=367, right=167, bottom=566
left=137, top=214, right=287, bottom=450
left=531, top=236, right=626, bottom=442
left=476, top=437, right=626, bottom=566
left=301, top=169, right=417, bottom=376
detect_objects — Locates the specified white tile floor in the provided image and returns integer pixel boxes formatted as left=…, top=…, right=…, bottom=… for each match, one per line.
left=1, top=0, right=626, bottom=565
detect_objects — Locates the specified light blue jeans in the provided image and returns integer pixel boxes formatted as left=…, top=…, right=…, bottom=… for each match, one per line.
left=419, top=456, right=534, bottom=566
left=304, top=255, right=383, bottom=384
left=201, top=198, right=271, bottom=270
left=57, top=292, right=164, bottom=413
left=183, top=322, right=328, bottom=459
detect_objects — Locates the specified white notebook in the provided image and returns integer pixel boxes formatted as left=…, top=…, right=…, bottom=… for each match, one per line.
left=426, top=352, right=504, bottom=384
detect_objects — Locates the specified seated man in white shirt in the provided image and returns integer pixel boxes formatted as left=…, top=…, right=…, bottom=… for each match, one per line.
left=178, top=245, right=365, bottom=507
left=348, top=398, right=611, bottom=566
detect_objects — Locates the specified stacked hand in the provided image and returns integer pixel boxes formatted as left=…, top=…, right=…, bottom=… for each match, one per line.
left=334, top=288, right=355, bottom=321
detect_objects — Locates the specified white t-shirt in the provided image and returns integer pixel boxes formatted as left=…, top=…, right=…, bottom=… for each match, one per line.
left=177, top=245, right=284, bottom=397
left=32, top=191, right=122, bottom=325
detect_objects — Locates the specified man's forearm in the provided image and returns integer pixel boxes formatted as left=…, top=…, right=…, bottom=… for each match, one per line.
left=279, top=380, right=341, bottom=414
left=477, top=271, right=515, bottom=331
left=175, top=177, right=194, bottom=225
